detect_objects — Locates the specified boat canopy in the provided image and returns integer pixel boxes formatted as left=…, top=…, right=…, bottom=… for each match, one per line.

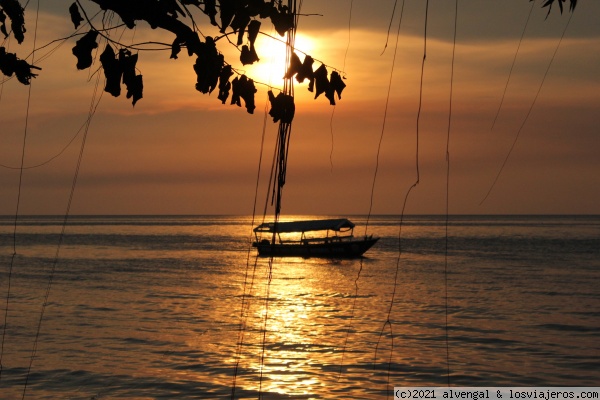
left=254, top=219, right=355, bottom=234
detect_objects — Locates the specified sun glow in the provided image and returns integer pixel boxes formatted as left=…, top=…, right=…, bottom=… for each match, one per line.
left=242, top=33, right=316, bottom=91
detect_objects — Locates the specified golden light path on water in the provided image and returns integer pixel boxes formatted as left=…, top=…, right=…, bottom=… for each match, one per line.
left=226, top=250, right=405, bottom=398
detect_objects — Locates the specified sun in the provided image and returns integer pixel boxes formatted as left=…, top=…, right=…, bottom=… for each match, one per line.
left=241, top=33, right=316, bottom=90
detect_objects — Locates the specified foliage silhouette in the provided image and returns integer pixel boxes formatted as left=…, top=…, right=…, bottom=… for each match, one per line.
left=2, top=0, right=308, bottom=112
left=537, top=0, right=577, bottom=17
left=0, top=0, right=577, bottom=111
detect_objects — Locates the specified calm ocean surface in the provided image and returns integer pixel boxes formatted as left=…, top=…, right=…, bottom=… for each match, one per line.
left=0, top=215, right=598, bottom=399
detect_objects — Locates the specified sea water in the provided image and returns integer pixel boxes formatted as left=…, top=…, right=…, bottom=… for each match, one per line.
left=0, top=215, right=598, bottom=399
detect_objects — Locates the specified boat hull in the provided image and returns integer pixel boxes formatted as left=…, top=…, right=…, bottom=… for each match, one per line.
left=253, top=237, right=379, bottom=258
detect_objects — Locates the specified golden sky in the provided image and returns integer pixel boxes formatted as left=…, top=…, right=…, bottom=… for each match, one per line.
left=1, top=0, right=599, bottom=215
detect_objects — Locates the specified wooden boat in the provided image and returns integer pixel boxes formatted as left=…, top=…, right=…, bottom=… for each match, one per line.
left=252, top=218, right=378, bottom=258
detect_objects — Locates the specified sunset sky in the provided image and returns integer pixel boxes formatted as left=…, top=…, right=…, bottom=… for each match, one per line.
left=1, top=0, right=598, bottom=215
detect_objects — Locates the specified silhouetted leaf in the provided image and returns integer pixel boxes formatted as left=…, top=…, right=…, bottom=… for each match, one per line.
left=72, top=30, right=98, bottom=70
left=0, top=46, right=40, bottom=84
left=540, top=0, right=577, bottom=16
left=99, top=44, right=122, bottom=97
left=0, top=0, right=26, bottom=44
left=0, top=10, right=8, bottom=38
left=69, top=2, right=84, bottom=29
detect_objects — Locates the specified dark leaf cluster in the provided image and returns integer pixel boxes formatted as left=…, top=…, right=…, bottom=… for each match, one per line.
left=4, top=0, right=344, bottom=117
left=0, top=46, right=40, bottom=84
left=534, top=0, right=577, bottom=17
left=100, top=45, right=143, bottom=106
left=285, top=52, right=346, bottom=105
left=69, top=0, right=297, bottom=109
left=268, top=90, right=294, bottom=123
left=230, top=74, right=257, bottom=113
left=0, top=0, right=26, bottom=44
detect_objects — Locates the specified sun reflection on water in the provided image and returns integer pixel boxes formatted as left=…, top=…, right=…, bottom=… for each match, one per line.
left=230, top=256, right=356, bottom=396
